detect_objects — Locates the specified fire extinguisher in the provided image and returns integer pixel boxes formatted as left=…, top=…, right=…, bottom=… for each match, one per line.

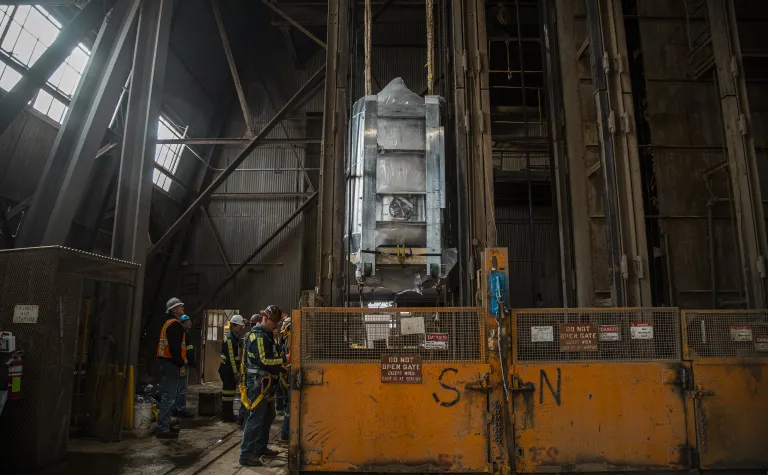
left=6, top=349, right=23, bottom=400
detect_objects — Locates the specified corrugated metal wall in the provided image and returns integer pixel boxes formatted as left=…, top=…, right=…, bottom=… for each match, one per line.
left=495, top=204, right=562, bottom=308
left=178, top=53, right=325, bottom=316
left=0, top=112, right=58, bottom=203
left=177, top=17, right=434, bottom=315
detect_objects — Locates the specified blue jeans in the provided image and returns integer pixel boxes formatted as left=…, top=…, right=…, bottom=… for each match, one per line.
left=240, top=374, right=276, bottom=457
left=281, top=414, right=290, bottom=440
left=157, top=358, right=180, bottom=433
left=281, top=383, right=290, bottom=440
left=175, top=366, right=188, bottom=413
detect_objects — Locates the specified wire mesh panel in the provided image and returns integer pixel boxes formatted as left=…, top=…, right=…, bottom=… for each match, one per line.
left=682, top=310, right=768, bottom=359
left=0, top=246, right=138, bottom=470
left=514, top=308, right=681, bottom=364
left=300, top=307, right=485, bottom=363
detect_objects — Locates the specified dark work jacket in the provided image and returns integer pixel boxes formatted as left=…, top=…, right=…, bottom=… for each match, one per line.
left=245, top=324, right=285, bottom=375
left=219, top=332, right=241, bottom=374
left=163, top=319, right=186, bottom=367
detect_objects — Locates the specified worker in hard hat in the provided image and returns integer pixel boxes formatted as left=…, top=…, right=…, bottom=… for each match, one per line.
left=219, top=314, right=246, bottom=422
left=239, top=305, right=286, bottom=466
left=156, top=297, right=188, bottom=439
left=173, top=315, right=195, bottom=419
left=235, top=314, right=262, bottom=428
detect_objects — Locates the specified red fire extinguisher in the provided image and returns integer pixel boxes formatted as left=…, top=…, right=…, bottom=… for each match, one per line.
left=6, top=350, right=23, bottom=400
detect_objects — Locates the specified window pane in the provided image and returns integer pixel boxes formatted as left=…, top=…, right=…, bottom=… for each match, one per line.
left=0, top=65, right=21, bottom=91
left=48, top=98, right=66, bottom=122
left=33, top=89, right=53, bottom=115
left=12, top=30, right=36, bottom=64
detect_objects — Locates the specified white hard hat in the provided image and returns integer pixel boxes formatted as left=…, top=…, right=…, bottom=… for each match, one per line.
left=230, top=315, right=245, bottom=326
left=166, top=297, right=184, bottom=312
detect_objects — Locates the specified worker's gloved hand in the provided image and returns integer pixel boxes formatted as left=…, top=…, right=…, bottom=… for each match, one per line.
left=179, top=367, right=186, bottom=378
left=285, top=353, right=291, bottom=364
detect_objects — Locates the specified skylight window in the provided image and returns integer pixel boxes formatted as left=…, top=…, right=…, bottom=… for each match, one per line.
left=0, top=5, right=91, bottom=123
left=154, top=116, right=187, bottom=192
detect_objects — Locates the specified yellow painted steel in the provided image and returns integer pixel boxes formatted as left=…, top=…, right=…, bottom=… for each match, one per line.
left=123, top=364, right=135, bottom=429
left=290, top=307, right=507, bottom=473
left=681, top=310, right=768, bottom=470
left=511, top=363, right=693, bottom=472
left=298, top=363, right=492, bottom=472
left=689, top=361, right=768, bottom=469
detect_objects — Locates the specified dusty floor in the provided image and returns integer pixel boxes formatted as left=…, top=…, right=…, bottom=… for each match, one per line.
left=29, top=384, right=287, bottom=475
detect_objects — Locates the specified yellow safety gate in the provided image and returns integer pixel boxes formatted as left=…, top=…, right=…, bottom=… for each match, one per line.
left=682, top=310, right=768, bottom=470
left=290, top=307, right=493, bottom=472
left=510, top=308, right=693, bottom=473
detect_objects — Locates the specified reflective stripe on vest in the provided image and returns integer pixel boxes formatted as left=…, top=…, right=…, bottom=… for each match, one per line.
left=156, top=318, right=187, bottom=360
left=226, top=338, right=238, bottom=374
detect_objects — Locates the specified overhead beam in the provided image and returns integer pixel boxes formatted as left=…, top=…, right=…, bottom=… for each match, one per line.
left=17, top=0, right=139, bottom=248
left=0, top=1, right=87, bottom=4
left=156, top=137, right=321, bottom=145
left=260, top=0, right=327, bottom=49
left=147, top=65, right=326, bottom=258
left=0, top=0, right=111, bottom=136
left=200, top=206, right=231, bottom=274
left=257, top=73, right=315, bottom=190
left=210, top=0, right=254, bottom=136
left=192, top=192, right=318, bottom=315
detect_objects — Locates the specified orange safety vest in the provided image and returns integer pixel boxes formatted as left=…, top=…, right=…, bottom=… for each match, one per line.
left=156, top=318, right=187, bottom=360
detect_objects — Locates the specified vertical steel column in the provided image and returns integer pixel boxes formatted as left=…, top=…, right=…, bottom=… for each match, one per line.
left=0, top=0, right=110, bottom=136
left=585, top=0, right=626, bottom=306
left=554, top=0, right=593, bottom=306
left=601, top=0, right=652, bottom=306
left=425, top=96, right=444, bottom=277
left=450, top=0, right=472, bottom=304
left=317, top=0, right=351, bottom=305
left=707, top=0, right=767, bottom=308
left=17, top=0, right=140, bottom=248
left=542, top=0, right=574, bottom=306
left=111, top=0, right=173, bottom=366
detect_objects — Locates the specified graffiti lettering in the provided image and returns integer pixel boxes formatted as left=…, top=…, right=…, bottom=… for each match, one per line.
left=432, top=368, right=460, bottom=407
left=539, top=368, right=561, bottom=406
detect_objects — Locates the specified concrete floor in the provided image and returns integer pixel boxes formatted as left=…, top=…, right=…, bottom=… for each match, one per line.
left=32, top=385, right=287, bottom=475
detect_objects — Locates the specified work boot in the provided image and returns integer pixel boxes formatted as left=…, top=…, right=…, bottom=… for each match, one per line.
left=260, top=447, right=279, bottom=457
left=239, top=455, right=263, bottom=467
left=169, top=425, right=181, bottom=433
left=156, top=431, right=179, bottom=439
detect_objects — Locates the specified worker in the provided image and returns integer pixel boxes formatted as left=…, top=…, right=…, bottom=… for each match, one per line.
left=156, top=297, right=188, bottom=439
left=174, top=315, right=195, bottom=419
left=220, top=314, right=246, bottom=422
left=236, top=314, right=262, bottom=428
left=239, top=305, right=286, bottom=466
left=278, top=316, right=291, bottom=442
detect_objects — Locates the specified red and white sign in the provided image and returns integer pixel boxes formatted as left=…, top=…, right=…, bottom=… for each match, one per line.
left=631, top=322, right=654, bottom=340
left=599, top=325, right=621, bottom=342
left=755, top=337, right=768, bottom=352
left=729, top=325, right=753, bottom=342
left=425, top=333, right=448, bottom=349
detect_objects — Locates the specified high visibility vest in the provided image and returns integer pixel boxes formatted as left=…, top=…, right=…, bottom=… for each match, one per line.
left=156, top=318, right=187, bottom=360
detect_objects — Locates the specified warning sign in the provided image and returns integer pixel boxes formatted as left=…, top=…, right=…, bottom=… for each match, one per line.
left=425, top=333, right=448, bottom=349
left=559, top=323, right=598, bottom=352
left=729, top=325, right=753, bottom=342
left=13, top=304, right=39, bottom=324
left=599, top=325, right=621, bottom=342
left=631, top=322, right=654, bottom=340
left=755, top=337, right=768, bottom=352
left=400, top=316, right=425, bottom=335
left=381, top=355, right=422, bottom=383
left=531, top=326, right=554, bottom=342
